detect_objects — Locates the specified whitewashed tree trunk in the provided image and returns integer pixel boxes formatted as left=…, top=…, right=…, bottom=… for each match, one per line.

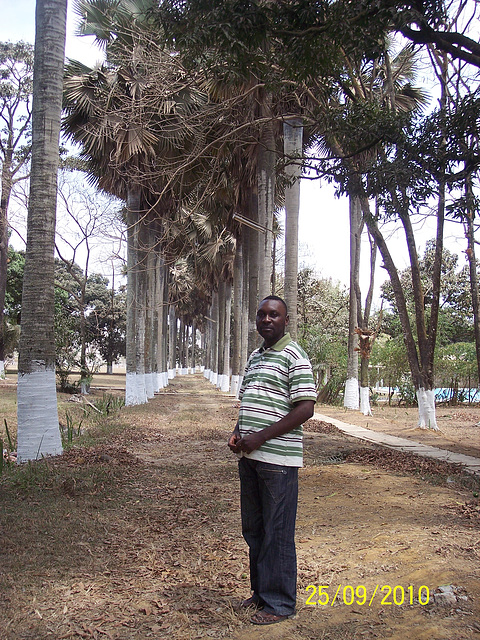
left=360, top=387, right=372, bottom=416
left=191, top=320, right=196, bottom=373
left=231, top=241, right=244, bottom=396
left=134, top=219, right=147, bottom=404
left=159, top=261, right=169, bottom=387
left=144, top=230, right=155, bottom=399
left=283, top=118, right=303, bottom=340
left=203, top=310, right=210, bottom=379
left=344, top=377, right=359, bottom=411
left=125, top=191, right=139, bottom=406
left=221, top=279, right=232, bottom=392
left=168, top=304, right=176, bottom=379
left=16, top=0, right=67, bottom=461
left=152, top=249, right=161, bottom=392
left=416, top=388, right=439, bottom=430
left=344, top=196, right=362, bottom=410
left=210, top=288, right=219, bottom=386
left=217, top=280, right=225, bottom=389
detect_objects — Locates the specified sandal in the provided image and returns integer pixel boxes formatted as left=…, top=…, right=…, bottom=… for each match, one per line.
left=250, top=610, right=294, bottom=625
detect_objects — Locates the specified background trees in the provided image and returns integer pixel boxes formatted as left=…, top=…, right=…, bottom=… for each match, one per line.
left=0, top=41, right=33, bottom=378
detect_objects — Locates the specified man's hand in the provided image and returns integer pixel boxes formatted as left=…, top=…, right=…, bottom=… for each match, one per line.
left=228, top=424, right=266, bottom=455
left=235, top=431, right=266, bottom=454
left=228, top=431, right=241, bottom=452
left=228, top=424, right=241, bottom=452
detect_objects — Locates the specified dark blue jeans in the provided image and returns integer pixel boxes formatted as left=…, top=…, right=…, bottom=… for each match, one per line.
left=238, top=457, right=298, bottom=616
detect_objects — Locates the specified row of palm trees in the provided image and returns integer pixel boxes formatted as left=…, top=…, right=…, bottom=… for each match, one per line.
left=61, top=0, right=316, bottom=407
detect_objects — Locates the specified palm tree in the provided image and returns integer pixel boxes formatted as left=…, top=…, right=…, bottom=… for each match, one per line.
left=283, top=117, right=303, bottom=340
left=16, top=0, right=67, bottom=462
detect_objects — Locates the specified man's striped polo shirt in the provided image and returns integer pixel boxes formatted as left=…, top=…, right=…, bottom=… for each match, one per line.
left=238, top=332, right=317, bottom=467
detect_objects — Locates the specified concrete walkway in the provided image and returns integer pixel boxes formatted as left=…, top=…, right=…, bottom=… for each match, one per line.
left=314, top=412, right=480, bottom=476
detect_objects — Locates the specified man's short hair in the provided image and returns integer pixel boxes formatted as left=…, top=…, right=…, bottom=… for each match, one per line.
left=260, top=295, right=288, bottom=315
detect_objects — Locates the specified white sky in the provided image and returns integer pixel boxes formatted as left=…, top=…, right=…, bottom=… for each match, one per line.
left=2, top=1, right=472, bottom=301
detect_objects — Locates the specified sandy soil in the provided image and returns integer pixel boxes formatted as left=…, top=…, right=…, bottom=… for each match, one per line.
left=1, top=375, right=479, bottom=640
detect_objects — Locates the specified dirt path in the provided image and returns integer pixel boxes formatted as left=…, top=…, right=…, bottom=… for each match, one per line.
left=1, top=375, right=479, bottom=639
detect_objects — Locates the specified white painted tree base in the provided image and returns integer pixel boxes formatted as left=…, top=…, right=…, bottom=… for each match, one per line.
left=137, top=374, right=147, bottom=404
left=125, top=372, right=140, bottom=406
left=145, top=373, right=155, bottom=399
left=344, top=377, right=359, bottom=410
left=360, top=386, right=372, bottom=416
left=230, top=375, right=240, bottom=397
left=17, top=369, right=63, bottom=462
left=0, top=360, right=5, bottom=379
left=416, top=388, right=439, bottom=430
left=220, top=374, right=230, bottom=392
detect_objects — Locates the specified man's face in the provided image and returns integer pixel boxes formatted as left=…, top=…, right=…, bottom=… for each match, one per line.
left=256, top=298, right=289, bottom=347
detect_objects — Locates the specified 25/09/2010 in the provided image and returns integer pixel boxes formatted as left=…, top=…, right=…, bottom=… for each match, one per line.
left=305, top=584, right=430, bottom=606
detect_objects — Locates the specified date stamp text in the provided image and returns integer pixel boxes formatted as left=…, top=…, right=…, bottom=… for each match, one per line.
left=305, top=584, right=430, bottom=607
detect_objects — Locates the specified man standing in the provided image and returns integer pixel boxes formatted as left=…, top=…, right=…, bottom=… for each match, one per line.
left=228, top=295, right=316, bottom=625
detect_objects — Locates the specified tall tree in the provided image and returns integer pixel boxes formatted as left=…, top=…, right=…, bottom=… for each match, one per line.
left=313, top=42, right=428, bottom=413
left=16, top=0, right=67, bottom=462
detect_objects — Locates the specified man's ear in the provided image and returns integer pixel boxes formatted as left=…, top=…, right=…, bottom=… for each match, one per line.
left=285, top=314, right=290, bottom=326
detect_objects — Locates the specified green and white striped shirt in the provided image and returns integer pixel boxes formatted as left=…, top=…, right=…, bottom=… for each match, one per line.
left=238, top=332, right=317, bottom=467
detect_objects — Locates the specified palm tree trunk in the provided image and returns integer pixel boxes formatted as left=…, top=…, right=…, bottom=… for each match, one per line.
left=283, top=118, right=303, bottom=340
left=231, top=240, right=244, bottom=396
left=168, top=304, right=176, bottom=379
left=344, top=196, right=362, bottom=410
left=144, top=233, right=155, bottom=398
left=134, top=217, right=148, bottom=404
left=221, top=279, right=232, bottom=392
left=210, top=288, right=219, bottom=386
left=16, top=0, right=67, bottom=461
left=246, top=192, right=260, bottom=354
left=161, top=263, right=169, bottom=387
left=125, top=191, right=139, bottom=405
left=217, top=279, right=226, bottom=388
left=257, top=121, right=275, bottom=299
left=178, top=317, right=185, bottom=374
left=191, top=319, right=196, bottom=373
left=155, top=251, right=165, bottom=389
